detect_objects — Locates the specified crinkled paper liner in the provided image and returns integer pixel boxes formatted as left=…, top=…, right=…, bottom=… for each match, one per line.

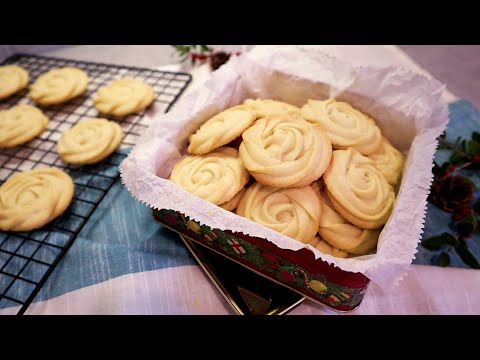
left=120, top=45, right=449, bottom=291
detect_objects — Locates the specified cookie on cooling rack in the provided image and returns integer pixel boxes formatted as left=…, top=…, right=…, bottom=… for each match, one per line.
left=29, top=67, right=89, bottom=105
left=93, top=78, right=155, bottom=116
left=0, top=65, right=29, bottom=100
left=57, top=118, right=123, bottom=165
left=0, top=104, right=49, bottom=148
left=0, top=168, right=74, bottom=231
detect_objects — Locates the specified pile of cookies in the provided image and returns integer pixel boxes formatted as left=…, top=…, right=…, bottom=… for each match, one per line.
left=0, top=64, right=156, bottom=232
left=170, top=98, right=404, bottom=258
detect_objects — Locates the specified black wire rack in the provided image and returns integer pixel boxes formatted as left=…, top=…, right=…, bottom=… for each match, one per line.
left=0, top=53, right=191, bottom=315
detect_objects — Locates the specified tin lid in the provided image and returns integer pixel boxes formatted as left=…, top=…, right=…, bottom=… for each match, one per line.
left=180, top=235, right=305, bottom=315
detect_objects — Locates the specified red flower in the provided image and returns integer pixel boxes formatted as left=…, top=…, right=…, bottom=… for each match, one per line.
left=430, top=175, right=475, bottom=212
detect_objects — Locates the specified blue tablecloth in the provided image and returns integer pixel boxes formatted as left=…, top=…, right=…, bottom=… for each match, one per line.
left=414, top=99, right=480, bottom=268
left=1, top=99, right=479, bottom=313
left=35, top=98, right=480, bottom=301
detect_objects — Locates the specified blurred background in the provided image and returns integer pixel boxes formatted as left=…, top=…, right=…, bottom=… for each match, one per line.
left=1, top=45, right=479, bottom=107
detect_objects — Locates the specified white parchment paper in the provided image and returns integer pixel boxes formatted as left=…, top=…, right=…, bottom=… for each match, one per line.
left=120, top=45, right=449, bottom=291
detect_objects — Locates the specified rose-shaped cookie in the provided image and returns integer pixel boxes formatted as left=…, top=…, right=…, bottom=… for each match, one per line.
left=0, top=65, right=29, bottom=100
left=0, top=104, right=49, bottom=148
left=170, top=147, right=249, bottom=205
left=312, top=180, right=380, bottom=255
left=308, top=236, right=349, bottom=258
left=367, top=136, right=404, bottom=186
left=93, top=78, right=155, bottom=116
left=57, top=118, right=123, bottom=165
left=0, top=168, right=74, bottom=231
left=301, top=98, right=382, bottom=155
left=29, top=67, right=88, bottom=105
left=239, top=112, right=332, bottom=187
left=323, top=148, right=395, bottom=229
left=236, top=182, right=321, bottom=244
left=243, top=98, right=300, bottom=119
left=219, top=187, right=246, bottom=211
left=188, top=105, right=256, bottom=155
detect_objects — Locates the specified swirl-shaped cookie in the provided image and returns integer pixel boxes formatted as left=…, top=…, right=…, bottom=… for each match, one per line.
left=93, top=78, right=155, bottom=116
left=170, top=147, right=249, bottom=205
left=301, top=98, right=382, bottom=155
left=312, top=181, right=380, bottom=255
left=243, top=98, right=300, bottom=119
left=236, top=182, right=321, bottom=244
left=239, top=112, right=332, bottom=188
left=323, top=148, right=395, bottom=229
left=367, top=136, right=404, bottom=186
left=188, top=105, right=256, bottom=155
left=219, top=187, right=246, bottom=211
left=308, top=237, right=349, bottom=258
left=29, top=67, right=89, bottom=105
left=0, top=168, right=74, bottom=231
left=0, top=104, right=49, bottom=148
left=57, top=118, right=123, bottom=165
left=0, top=65, right=29, bottom=100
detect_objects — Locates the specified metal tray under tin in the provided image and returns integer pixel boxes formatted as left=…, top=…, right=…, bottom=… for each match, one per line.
left=180, top=235, right=305, bottom=315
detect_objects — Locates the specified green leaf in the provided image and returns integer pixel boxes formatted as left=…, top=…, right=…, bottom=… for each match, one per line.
left=472, top=131, right=480, bottom=143
left=455, top=136, right=462, bottom=147
left=432, top=161, right=449, bottom=177
left=422, top=232, right=458, bottom=250
left=450, top=151, right=465, bottom=164
left=468, top=139, right=480, bottom=155
left=455, top=239, right=480, bottom=269
left=174, top=45, right=191, bottom=54
left=473, top=198, right=480, bottom=214
left=438, top=252, right=451, bottom=267
left=458, top=214, right=478, bottom=236
left=200, top=45, right=210, bottom=52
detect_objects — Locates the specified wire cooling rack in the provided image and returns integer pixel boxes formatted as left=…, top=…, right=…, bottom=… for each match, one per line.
left=0, top=53, right=191, bottom=314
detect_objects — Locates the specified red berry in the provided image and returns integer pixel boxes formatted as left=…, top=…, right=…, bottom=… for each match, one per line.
left=447, top=164, right=456, bottom=173
left=472, top=155, right=480, bottom=164
left=453, top=206, right=472, bottom=221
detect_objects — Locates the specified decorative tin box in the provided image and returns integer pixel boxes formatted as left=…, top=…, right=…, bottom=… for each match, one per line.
left=121, top=46, right=449, bottom=313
